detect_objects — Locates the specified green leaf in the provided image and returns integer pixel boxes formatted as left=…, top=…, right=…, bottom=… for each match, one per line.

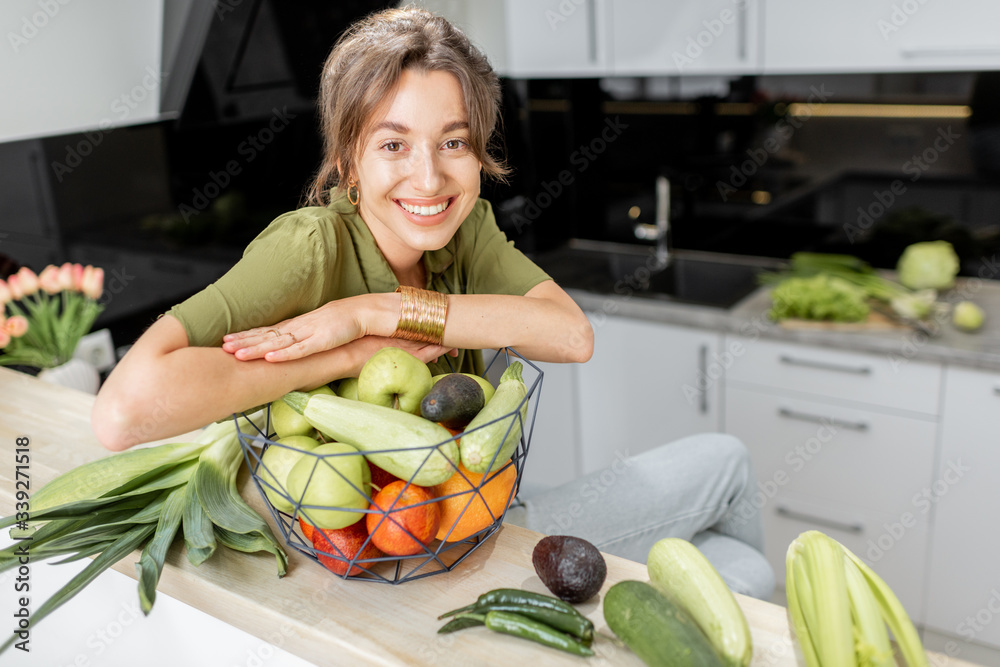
left=136, top=486, right=186, bottom=615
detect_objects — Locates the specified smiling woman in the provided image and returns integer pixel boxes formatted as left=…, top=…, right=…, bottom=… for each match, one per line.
left=91, top=6, right=594, bottom=452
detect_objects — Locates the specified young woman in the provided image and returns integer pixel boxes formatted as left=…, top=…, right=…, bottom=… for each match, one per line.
left=91, top=6, right=773, bottom=600
left=92, top=7, right=593, bottom=452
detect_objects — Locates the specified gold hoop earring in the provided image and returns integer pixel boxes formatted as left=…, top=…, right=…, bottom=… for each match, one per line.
left=347, top=180, right=360, bottom=206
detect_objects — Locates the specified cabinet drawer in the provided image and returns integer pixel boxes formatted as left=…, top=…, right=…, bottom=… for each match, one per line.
left=761, top=494, right=928, bottom=625
left=726, top=386, right=936, bottom=518
left=726, top=338, right=942, bottom=415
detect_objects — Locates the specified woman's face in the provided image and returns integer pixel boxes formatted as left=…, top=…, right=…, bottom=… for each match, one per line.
left=354, top=68, right=482, bottom=263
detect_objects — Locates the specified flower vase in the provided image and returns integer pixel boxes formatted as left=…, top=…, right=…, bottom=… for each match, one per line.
left=37, top=357, right=101, bottom=395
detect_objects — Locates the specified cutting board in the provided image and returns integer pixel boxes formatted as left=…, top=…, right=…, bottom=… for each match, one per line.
left=778, top=308, right=912, bottom=331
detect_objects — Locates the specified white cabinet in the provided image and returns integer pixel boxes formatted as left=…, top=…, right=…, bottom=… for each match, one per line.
left=924, top=365, right=1000, bottom=648
left=514, top=359, right=583, bottom=499
left=504, top=0, right=612, bottom=78
left=611, top=0, right=760, bottom=76
left=762, top=0, right=1000, bottom=74
left=577, top=315, right=723, bottom=475
left=724, top=338, right=942, bottom=623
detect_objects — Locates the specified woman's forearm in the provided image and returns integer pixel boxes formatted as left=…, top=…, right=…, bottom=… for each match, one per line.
left=438, top=283, right=594, bottom=363
left=92, top=341, right=356, bottom=451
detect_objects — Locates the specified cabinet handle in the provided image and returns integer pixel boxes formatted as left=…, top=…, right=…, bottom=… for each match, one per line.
left=778, top=354, right=872, bottom=375
left=778, top=407, right=868, bottom=432
left=776, top=505, right=864, bottom=534
left=994, top=386, right=1000, bottom=396
left=698, top=344, right=708, bottom=414
left=586, top=0, right=599, bottom=65
left=900, top=46, right=1000, bottom=59
left=736, top=1, right=747, bottom=62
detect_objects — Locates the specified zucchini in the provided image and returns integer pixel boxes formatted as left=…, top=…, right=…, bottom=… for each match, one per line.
left=282, top=392, right=458, bottom=486
left=603, top=580, right=726, bottom=667
left=647, top=538, right=753, bottom=667
left=459, top=362, right=528, bottom=473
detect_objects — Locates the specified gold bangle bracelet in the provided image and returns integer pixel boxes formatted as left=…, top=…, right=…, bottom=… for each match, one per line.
left=391, top=286, right=448, bottom=345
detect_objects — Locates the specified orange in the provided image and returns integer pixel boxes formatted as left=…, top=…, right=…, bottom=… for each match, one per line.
left=367, top=481, right=440, bottom=556
left=432, top=459, right=518, bottom=542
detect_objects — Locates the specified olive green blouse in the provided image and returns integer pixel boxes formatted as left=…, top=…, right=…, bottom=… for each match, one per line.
left=168, top=194, right=551, bottom=376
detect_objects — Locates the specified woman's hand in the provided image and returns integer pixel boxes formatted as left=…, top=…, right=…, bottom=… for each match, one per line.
left=340, top=336, right=457, bottom=377
left=222, top=299, right=369, bottom=362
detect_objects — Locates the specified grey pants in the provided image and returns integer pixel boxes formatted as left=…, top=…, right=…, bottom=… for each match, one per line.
left=504, top=433, right=776, bottom=601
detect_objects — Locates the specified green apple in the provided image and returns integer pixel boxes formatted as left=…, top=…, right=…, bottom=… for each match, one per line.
left=259, top=435, right=321, bottom=513
left=271, top=384, right=335, bottom=438
left=358, top=347, right=433, bottom=414
left=336, top=377, right=359, bottom=401
left=286, top=442, right=371, bottom=530
left=432, top=372, right=495, bottom=403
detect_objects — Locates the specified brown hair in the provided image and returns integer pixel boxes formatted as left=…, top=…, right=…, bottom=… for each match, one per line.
left=304, top=5, right=508, bottom=207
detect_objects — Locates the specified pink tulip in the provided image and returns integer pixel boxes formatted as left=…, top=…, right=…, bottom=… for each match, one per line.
left=5, top=315, right=28, bottom=338
left=15, top=267, right=39, bottom=296
left=81, top=265, right=104, bottom=300
left=57, top=262, right=74, bottom=292
left=7, top=274, right=23, bottom=300
left=0, top=279, right=10, bottom=304
left=38, top=265, right=61, bottom=294
left=71, top=263, right=85, bottom=292
left=0, top=329, right=10, bottom=349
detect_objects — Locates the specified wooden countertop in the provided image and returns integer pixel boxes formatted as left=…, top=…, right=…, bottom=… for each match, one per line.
left=0, top=367, right=978, bottom=666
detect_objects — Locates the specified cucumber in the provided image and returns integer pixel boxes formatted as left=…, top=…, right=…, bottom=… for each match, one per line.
left=647, top=538, right=753, bottom=667
left=460, top=362, right=528, bottom=474
left=283, top=392, right=458, bottom=486
left=603, top=580, right=726, bottom=667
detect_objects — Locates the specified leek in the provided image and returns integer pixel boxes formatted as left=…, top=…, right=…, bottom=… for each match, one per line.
left=0, top=413, right=287, bottom=653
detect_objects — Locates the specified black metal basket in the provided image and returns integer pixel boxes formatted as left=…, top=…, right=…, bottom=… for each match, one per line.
left=235, top=348, right=542, bottom=584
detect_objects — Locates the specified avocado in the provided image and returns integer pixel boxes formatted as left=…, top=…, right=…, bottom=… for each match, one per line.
left=532, top=535, right=607, bottom=603
left=419, top=373, right=485, bottom=429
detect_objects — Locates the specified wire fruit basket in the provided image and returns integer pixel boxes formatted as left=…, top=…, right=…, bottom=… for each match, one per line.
left=236, top=348, right=542, bottom=584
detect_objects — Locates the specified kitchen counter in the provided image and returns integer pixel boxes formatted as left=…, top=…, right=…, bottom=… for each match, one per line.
left=556, top=256, right=1000, bottom=372
left=0, top=368, right=979, bottom=666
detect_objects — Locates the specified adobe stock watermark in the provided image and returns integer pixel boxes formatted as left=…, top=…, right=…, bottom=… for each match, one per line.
left=540, top=449, right=633, bottom=535
left=7, top=0, right=73, bottom=53
left=50, top=66, right=164, bottom=183
left=844, top=126, right=960, bottom=243
left=672, top=0, right=748, bottom=72
left=543, top=0, right=588, bottom=31
left=716, top=85, right=833, bottom=202
left=177, top=107, right=297, bottom=222
left=877, top=0, right=931, bottom=41
left=724, top=418, right=839, bottom=529
left=865, top=458, right=970, bottom=563
left=509, top=116, right=629, bottom=234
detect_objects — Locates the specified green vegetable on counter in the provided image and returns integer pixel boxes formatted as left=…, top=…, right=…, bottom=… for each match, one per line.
left=768, top=274, right=870, bottom=323
left=952, top=301, right=986, bottom=332
left=896, top=240, right=960, bottom=290
left=438, top=588, right=595, bottom=656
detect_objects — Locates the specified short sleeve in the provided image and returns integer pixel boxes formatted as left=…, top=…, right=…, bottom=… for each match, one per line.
left=169, top=211, right=332, bottom=347
left=456, top=200, right=551, bottom=296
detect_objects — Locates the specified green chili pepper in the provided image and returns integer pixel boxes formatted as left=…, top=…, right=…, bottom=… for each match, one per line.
left=439, top=588, right=587, bottom=621
left=466, top=602, right=593, bottom=644
left=484, top=610, right=595, bottom=657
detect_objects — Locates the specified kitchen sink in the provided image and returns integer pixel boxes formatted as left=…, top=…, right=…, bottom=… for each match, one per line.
left=531, top=240, right=783, bottom=309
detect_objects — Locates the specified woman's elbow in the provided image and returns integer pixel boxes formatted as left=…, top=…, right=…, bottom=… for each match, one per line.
left=561, top=317, right=594, bottom=363
left=91, top=388, right=145, bottom=451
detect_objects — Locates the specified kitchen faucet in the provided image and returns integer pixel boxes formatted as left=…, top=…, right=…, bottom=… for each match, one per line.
left=633, top=175, right=671, bottom=268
